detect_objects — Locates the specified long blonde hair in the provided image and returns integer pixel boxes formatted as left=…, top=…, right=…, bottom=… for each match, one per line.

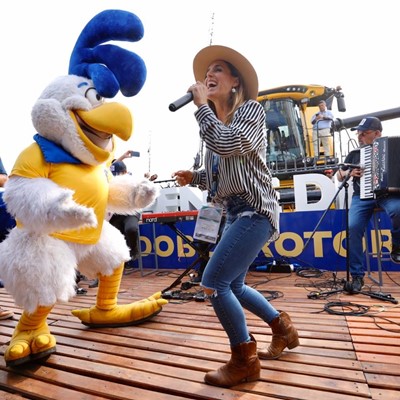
left=208, top=61, right=246, bottom=125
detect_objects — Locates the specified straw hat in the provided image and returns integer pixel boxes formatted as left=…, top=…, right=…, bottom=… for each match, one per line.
left=193, top=45, right=259, bottom=100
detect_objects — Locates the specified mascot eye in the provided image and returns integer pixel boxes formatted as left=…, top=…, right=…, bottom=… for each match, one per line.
left=85, top=87, right=104, bottom=106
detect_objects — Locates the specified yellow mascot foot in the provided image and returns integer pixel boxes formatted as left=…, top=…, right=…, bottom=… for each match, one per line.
left=139, top=291, right=163, bottom=302
left=71, top=294, right=168, bottom=328
left=5, top=325, right=56, bottom=367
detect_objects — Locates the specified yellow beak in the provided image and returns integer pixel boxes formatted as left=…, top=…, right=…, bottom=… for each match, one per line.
left=76, top=102, right=133, bottom=141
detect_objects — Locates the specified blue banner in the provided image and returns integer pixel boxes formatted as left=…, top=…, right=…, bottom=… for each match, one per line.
left=138, top=209, right=399, bottom=272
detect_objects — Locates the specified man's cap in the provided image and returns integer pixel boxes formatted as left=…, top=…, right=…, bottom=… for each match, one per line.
left=350, top=116, right=382, bottom=132
left=110, top=161, right=127, bottom=175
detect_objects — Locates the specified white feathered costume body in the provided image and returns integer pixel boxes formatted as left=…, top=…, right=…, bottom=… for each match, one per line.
left=0, top=10, right=167, bottom=367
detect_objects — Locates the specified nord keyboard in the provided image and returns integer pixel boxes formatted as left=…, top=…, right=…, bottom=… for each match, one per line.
left=141, top=211, right=198, bottom=224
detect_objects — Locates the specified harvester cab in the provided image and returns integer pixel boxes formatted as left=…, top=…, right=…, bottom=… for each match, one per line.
left=257, top=84, right=346, bottom=180
left=257, top=84, right=348, bottom=208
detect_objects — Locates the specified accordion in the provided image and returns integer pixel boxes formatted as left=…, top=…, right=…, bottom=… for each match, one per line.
left=360, top=136, right=400, bottom=199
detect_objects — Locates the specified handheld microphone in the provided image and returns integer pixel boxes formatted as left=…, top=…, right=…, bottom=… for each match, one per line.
left=169, top=92, right=193, bottom=112
left=339, top=163, right=363, bottom=171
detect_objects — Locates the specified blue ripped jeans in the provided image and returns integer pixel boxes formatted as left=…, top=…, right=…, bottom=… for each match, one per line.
left=201, top=196, right=279, bottom=346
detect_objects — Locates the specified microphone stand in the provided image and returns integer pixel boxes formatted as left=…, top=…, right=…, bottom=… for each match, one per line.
left=304, top=168, right=398, bottom=304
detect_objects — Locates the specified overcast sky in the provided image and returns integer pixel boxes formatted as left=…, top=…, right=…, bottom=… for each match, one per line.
left=1, top=0, right=400, bottom=180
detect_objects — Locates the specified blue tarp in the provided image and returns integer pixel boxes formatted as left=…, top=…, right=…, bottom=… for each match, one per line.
left=138, top=209, right=399, bottom=272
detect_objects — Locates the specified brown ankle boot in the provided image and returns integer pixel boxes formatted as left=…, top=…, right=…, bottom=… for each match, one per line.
left=204, top=334, right=260, bottom=387
left=258, top=311, right=299, bottom=360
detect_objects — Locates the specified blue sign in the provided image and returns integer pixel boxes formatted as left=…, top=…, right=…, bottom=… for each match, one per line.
left=138, top=210, right=399, bottom=273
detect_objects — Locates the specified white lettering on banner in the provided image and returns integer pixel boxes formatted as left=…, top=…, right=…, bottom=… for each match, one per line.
left=146, top=187, right=180, bottom=213
left=143, top=175, right=342, bottom=213
left=143, top=186, right=208, bottom=213
left=293, top=174, right=337, bottom=211
left=179, top=187, right=208, bottom=211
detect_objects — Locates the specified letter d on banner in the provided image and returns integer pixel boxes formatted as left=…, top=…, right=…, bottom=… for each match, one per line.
left=294, top=174, right=336, bottom=211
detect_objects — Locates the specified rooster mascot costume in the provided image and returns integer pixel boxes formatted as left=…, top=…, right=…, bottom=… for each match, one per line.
left=0, top=9, right=167, bottom=367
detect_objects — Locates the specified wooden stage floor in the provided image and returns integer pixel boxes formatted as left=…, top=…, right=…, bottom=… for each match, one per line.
left=1, top=268, right=399, bottom=399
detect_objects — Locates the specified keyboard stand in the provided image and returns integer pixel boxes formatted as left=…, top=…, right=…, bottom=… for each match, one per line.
left=160, top=221, right=213, bottom=293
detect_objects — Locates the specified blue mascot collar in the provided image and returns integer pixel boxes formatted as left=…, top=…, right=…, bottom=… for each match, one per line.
left=34, top=134, right=82, bottom=164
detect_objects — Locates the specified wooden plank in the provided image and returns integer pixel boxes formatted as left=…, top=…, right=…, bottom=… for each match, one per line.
left=369, top=387, right=400, bottom=400
left=353, top=344, right=400, bottom=356
left=0, top=389, right=26, bottom=400
left=364, top=372, right=400, bottom=390
left=0, top=270, right=400, bottom=399
left=0, top=368, right=111, bottom=399
left=49, top=342, right=368, bottom=397
left=39, top=355, right=276, bottom=400
left=361, top=361, right=400, bottom=375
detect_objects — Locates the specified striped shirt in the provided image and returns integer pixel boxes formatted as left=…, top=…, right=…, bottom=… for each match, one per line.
left=191, top=100, right=280, bottom=236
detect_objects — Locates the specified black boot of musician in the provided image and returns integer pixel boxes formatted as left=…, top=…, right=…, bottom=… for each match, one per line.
left=390, top=244, right=400, bottom=263
left=350, top=276, right=364, bottom=293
